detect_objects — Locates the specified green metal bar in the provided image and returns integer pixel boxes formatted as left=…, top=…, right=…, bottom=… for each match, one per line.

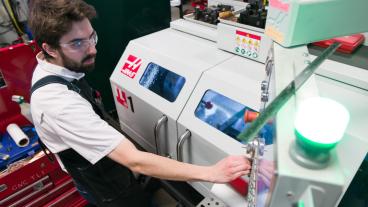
left=237, top=42, right=341, bottom=143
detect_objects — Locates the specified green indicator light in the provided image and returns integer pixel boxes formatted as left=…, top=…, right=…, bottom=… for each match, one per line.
left=294, top=97, right=350, bottom=151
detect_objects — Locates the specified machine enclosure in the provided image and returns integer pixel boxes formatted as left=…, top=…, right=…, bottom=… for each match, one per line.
left=265, top=0, right=368, bottom=47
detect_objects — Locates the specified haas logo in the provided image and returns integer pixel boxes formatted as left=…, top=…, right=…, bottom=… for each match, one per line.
left=121, top=55, right=142, bottom=79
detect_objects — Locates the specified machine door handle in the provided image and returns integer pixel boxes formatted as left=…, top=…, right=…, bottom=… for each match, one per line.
left=177, top=130, right=191, bottom=162
left=154, top=115, right=168, bottom=155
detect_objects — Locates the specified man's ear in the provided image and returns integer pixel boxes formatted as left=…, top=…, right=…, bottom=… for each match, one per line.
left=41, top=43, right=58, bottom=58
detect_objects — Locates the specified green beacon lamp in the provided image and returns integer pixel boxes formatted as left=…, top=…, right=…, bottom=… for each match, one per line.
left=290, top=97, right=350, bottom=169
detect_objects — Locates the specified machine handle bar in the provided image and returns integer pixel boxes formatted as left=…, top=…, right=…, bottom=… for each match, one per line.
left=177, top=130, right=191, bottom=162
left=154, top=115, right=168, bottom=155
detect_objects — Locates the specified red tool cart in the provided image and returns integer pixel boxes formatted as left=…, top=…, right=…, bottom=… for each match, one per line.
left=0, top=41, right=87, bottom=207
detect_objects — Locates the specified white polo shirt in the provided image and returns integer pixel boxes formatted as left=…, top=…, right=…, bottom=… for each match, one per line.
left=31, top=53, right=124, bottom=164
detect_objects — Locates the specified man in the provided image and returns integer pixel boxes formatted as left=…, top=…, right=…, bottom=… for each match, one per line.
left=28, top=0, right=251, bottom=206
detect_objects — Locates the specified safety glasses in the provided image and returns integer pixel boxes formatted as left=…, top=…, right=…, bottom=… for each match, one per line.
left=59, top=31, right=98, bottom=52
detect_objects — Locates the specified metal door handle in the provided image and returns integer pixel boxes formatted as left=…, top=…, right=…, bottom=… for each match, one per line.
left=177, top=130, right=191, bottom=162
left=153, top=115, right=168, bottom=155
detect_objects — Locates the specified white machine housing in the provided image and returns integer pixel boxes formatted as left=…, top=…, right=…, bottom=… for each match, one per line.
left=110, top=27, right=273, bottom=204
left=176, top=55, right=269, bottom=199
left=110, top=28, right=233, bottom=160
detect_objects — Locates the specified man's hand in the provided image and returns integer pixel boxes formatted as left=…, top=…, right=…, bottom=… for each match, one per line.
left=209, top=155, right=251, bottom=183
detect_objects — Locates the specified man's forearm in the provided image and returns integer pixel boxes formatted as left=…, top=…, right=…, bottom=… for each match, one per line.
left=109, top=139, right=250, bottom=183
left=129, top=150, right=213, bottom=182
left=108, top=139, right=213, bottom=182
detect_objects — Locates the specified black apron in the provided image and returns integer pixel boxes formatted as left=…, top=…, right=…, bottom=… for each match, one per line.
left=31, top=75, right=150, bottom=207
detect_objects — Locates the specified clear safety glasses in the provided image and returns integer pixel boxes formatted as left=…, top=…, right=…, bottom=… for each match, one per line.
left=59, top=31, right=98, bottom=52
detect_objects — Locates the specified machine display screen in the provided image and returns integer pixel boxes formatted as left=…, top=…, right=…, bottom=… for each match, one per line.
left=194, top=89, right=274, bottom=145
left=139, top=62, right=186, bottom=102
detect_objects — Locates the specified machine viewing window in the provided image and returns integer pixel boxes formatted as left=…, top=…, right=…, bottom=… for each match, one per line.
left=194, top=89, right=274, bottom=145
left=139, top=62, right=185, bottom=102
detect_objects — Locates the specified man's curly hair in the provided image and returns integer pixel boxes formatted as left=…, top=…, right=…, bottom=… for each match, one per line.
left=28, top=0, right=96, bottom=59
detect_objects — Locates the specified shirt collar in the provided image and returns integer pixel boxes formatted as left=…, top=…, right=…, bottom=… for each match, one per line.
left=36, top=52, right=85, bottom=81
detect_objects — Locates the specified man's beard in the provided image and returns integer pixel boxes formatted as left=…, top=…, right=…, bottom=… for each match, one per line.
left=59, top=49, right=96, bottom=73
